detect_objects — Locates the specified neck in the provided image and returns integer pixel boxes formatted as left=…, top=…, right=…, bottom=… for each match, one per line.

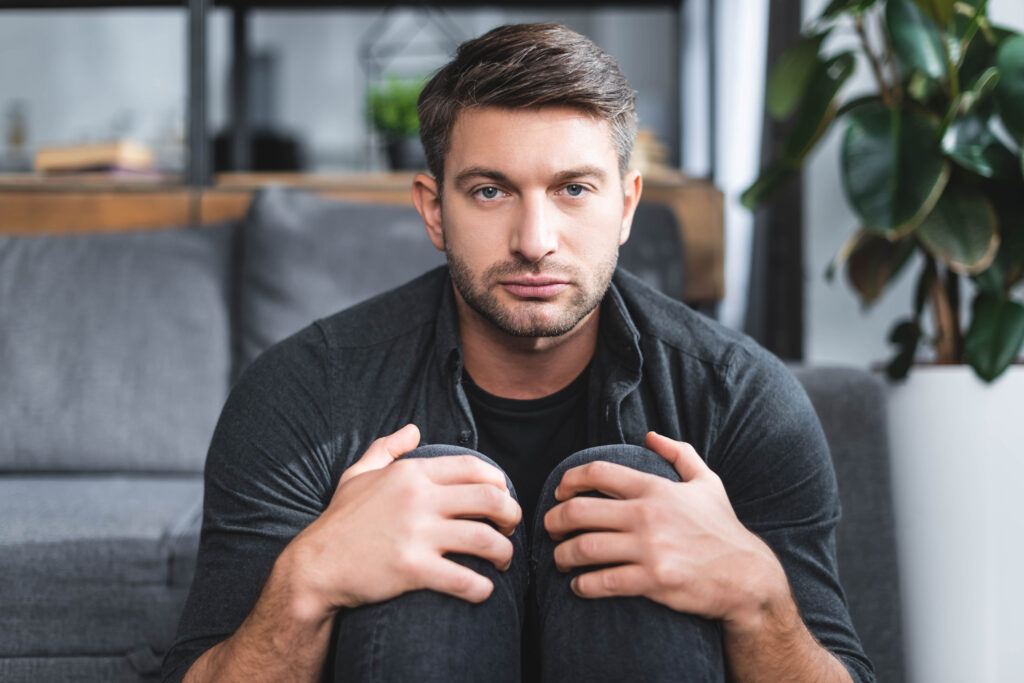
left=455, top=290, right=600, bottom=400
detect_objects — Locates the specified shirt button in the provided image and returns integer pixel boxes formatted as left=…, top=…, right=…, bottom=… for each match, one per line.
left=457, top=430, right=472, bottom=444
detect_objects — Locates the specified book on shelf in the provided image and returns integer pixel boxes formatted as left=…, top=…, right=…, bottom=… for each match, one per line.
left=34, top=139, right=155, bottom=173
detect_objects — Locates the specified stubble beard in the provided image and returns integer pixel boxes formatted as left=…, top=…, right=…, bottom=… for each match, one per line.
left=446, top=250, right=618, bottom=338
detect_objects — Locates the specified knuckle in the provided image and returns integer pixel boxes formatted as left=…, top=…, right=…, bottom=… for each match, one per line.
left=652, top=559, right=681, bottom=588
left=499, top=537, right=514, bottom=563
left=393, top=548, right=419, bottom=577
left=566, top=497, right=592, bottom=523
left=577, top=534, right=599, bottom=560
left=449, top=570, right=474, bottom=594
left=470, top=523, right=492, bottom=548
left=600, top=571, right=619, bottom=591
left=481, top=485, right=504, bottom=508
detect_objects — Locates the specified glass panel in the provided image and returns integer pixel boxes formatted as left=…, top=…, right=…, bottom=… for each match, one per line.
left=0, top=8, right=186, bottom=181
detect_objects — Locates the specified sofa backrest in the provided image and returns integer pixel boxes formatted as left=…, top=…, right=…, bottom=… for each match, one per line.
left=0, top=223, right=236, bottom=474
left=234, top=187, right=446, bottom=374
left=794, top=366, right=906, bottom=683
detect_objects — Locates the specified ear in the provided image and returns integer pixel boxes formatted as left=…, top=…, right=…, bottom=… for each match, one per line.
left=618, top=169, right=643, bottom=246
left=412, top=173, right=445, bottom=252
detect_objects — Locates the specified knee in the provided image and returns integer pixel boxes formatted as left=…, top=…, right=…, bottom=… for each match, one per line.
left=545, top=443, right=681, bottom=491
left=397, top=444, right=518, bottom=501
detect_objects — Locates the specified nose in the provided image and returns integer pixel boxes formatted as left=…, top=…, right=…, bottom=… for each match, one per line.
left=510, top=193, right=558, bottom=263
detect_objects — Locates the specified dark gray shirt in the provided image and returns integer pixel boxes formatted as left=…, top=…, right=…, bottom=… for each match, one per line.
left=163, top=266, right=874, bottom=682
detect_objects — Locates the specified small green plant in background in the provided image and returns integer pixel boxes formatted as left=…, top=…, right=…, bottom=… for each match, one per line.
left=367, top=76, right=425, bottom=140
left=743, top=0, right=1024, bottom=382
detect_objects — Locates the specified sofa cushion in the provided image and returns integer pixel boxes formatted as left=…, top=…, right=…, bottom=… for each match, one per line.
left=237, top=187, right=445, bottom=373
left=0, top=475, right=202, bottom=668
left=0, top=223, right=235, bottom=473
left=793, top=366, right=905, bottom=683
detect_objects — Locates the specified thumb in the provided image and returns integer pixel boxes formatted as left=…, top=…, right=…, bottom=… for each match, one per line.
left=340, top=424, right=421, bottom=485
left=645, top=431, right=706, bottom=482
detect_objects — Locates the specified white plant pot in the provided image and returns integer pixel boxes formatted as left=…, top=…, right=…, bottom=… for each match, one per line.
left=887, top=365, right=1024, bottom=683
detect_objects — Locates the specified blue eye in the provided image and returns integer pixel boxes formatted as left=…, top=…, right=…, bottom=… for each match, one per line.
left=564, top=184, right=585, bottom=197
left=478, top=186, right=500, bottom=199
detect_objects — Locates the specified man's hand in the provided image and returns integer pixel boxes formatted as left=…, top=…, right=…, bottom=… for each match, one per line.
left=543, top=431, right=787, bottom=629
left=284, top=424, right=522, bottom=619
left=542, top=432, right=854, bottom=682
left=183, top=426, right=521, bottom=683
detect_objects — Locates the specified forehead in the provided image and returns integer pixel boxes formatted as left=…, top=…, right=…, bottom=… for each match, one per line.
left=445, top=106, right=618, bottom=179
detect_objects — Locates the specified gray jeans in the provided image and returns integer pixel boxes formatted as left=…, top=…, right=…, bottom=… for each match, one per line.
left=329, top=444, right=725, bottom=682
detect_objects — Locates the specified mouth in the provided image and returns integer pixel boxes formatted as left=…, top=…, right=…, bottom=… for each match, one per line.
left=499, top=276, right=571, bottom=299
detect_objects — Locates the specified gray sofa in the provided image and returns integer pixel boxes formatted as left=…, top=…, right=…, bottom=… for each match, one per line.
left=0, top=187, right=903, bottom=681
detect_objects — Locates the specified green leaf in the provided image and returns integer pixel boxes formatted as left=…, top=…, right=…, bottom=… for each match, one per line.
left=367, top=76, right=425, bottom=138
left=995, top=34, right=1024, bottom=141
left=841, top=102, right=950, bottom=233
left=845, top=230, right=917, bottom=304
left=767, top=32, right=831, bottom=120
left=964, top=292, right=1024, bottom=381
left=825, top=227, right=868, bottom=282
left=973, top=187, right=1024, bottom=293
left=886, top=318, right=923, bottom=379
left=958, top=23, right=1013, bottom=86
left=911, top=0, right=954, bottom=27
left=954, top=66, right=1000, bottom=116
left=942, top=106, right=1019, bottom=178
left=741, top=163, right=796, bottom=210
left=916, top=189, right=1000, bottom=273
left=781, top=53, right=857, bottom=162
left=887, top=0, right=948, bottom=79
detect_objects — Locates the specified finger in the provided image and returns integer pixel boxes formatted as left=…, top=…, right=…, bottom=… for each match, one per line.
left=571, top=563, right=651, bottom=599
left=554, top=460, right=652, bottom=501
left=340, top=424, right=421, bottom=485
left=553, top=531, right=639, bottom=573
left=435, top=519, right=515, bottom=571
left=644, top=432, right=707, bottom=482
left=417, top=455, right=509, bottom=491
left=544, top=496, right=632, bottom=541
left=419, top=556, right=495, bottom=604
left=435, top=484, right=522, bottom=535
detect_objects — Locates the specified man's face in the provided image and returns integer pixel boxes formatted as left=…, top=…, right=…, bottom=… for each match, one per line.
left=429, top=106, right=638, bottom=339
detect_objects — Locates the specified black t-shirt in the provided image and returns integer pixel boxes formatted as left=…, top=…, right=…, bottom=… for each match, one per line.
left=463, top=367, right=590, bottom=682
left=462, top=366, right=590, bottom=531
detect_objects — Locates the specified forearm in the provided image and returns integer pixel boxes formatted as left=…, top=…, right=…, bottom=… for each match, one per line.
left=183, top=547, right=335, bottom=683
left=722, top=579, right=853, bottom=683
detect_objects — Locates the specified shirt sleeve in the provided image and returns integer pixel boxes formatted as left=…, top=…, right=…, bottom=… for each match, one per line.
left=162, top=323, right=335, bottom=683
left=709, top=344, right=876, bottom=683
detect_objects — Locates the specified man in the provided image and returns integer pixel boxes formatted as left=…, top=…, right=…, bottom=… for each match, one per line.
left=165, top=23, right=873, bottom=683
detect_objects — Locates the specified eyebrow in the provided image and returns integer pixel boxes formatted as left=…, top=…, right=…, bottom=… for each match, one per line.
left=552, top=166, right=608, bottom=183
left=453, top=165, right=608, bottom=190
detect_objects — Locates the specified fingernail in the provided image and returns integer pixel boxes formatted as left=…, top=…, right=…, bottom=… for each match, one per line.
left=570, top=577, right=579, bottom=593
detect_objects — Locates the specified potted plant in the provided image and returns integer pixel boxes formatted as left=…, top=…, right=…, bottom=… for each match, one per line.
left=367, top=76, right=427, bottom=171
left=744, top=0, right=1024, bottom=382
left=744, top=2, right=1024, bottom=680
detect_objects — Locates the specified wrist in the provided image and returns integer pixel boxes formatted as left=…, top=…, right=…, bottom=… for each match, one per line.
left=272, top=540, right=341, bottom=629
left=723, top=538, right=793, bottom=638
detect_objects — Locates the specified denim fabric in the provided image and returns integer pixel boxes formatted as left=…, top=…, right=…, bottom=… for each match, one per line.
left=165, top=267, right=873, bottom=683
left=331, top=444, right=723, bottom=683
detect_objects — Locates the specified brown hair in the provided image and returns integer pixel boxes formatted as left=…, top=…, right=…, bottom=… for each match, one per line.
left=417, top=23, right=638, bottom=188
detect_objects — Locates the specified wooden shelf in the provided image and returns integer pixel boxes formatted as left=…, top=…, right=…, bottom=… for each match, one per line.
left=0, top=170, right=722, bottom=303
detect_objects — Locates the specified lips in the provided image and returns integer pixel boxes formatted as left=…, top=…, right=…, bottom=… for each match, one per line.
left=500, top=276, right=570, bottom=299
